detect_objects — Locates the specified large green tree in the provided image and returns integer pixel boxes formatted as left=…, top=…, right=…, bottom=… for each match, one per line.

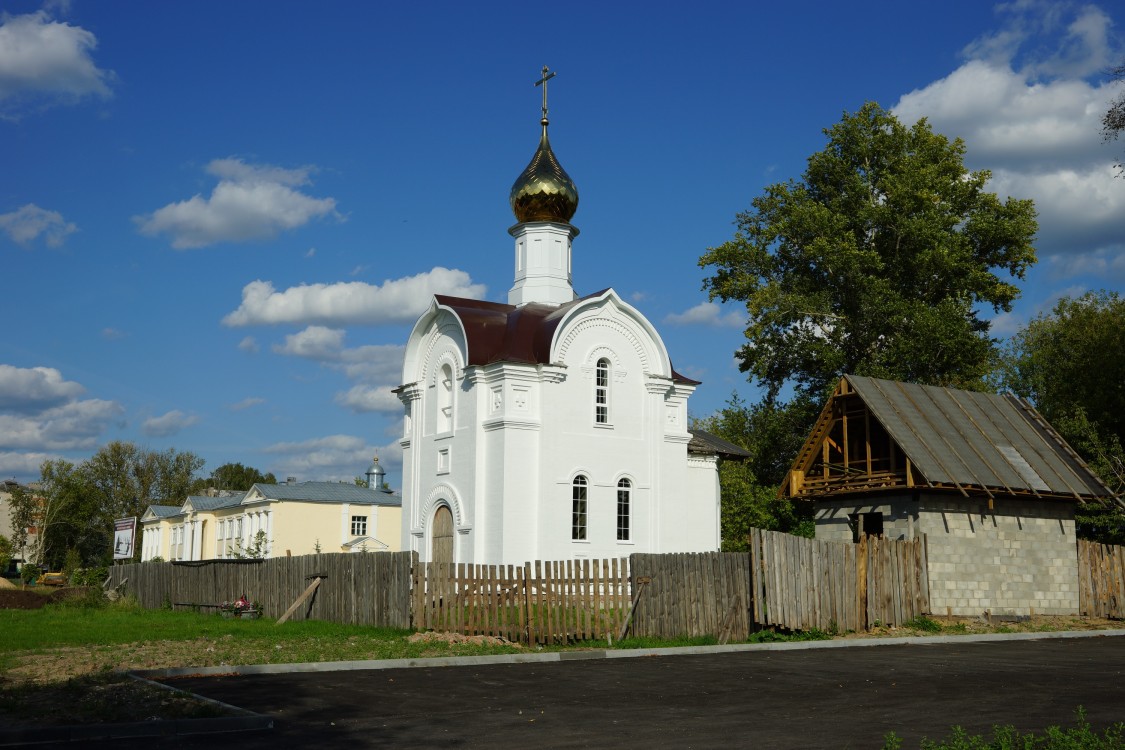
left=8, top=443, right=205, bottom=568
left=8, top=460, right=97, bottom=569
left=1105, top=61, right=1125, bottom=172
left=701, top=102, right=1039, bottom=403
left=697, top=103, right=1038, bottom=539
left=998, top=291, right=1125, bottom=542
left=190, top=462, right=276, bottom=493
left=693, top=394, right=816, bottom=550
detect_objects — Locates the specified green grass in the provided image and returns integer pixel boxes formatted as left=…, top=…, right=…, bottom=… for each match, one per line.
left=0, top=597, right=525, bottom=675
left=903, top=616, right=943, bottom=633
left=883, top=708, right=1125, bottom=749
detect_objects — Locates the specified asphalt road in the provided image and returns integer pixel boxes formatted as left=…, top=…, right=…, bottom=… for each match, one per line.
left=75, top=636, right=1125, bottom=748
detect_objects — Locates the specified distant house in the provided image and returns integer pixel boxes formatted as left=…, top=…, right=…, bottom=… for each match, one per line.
left=0, top=480, right=34, bottom=570
left=140, top=459, right=403, bottom=561
left=780, top=375, right=1116, bottom=616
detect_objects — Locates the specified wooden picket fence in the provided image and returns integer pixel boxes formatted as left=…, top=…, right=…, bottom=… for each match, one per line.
left=106, top=551, right=413, bottom=628
left=107, top=536, right=935, bottom=642
left=412, top=558, right=631, bottom=645
left=1078, top=539, right=1125, bottom=619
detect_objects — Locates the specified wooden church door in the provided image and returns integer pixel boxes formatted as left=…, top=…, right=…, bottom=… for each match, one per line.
left=432, top=505, right=454, bottom=566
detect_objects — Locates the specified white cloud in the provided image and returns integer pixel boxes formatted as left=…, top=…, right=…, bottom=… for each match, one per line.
left=335, top=385, right=402, bottom=414
left=229, top=397, right=265, bottom=411
left=262, top=434, right=401, bottom=482
left=223, top=267, right=486, bottom=327
left=0, top=364, right=85, bottom=413
left=0, top=398, right=124, bottom=450
left=273, top=326, right=346, bottom=360
left=0, top=204, right=77, bottom=247
left=141, top=410, right=199, bottom=437
left=101, top=327, right=125, bottom=340
left=272, top=327, right=405, bottom=414
left=665, top=301, right=744, bottom=328
left=134, top=158, right=339, bottom=249
left=0, top=11, right=113, bottom=117
left=0, top=450, right=59, bottom=479
left=237, top=336, right=259, bottom=353
left=892, top=1, right=1125, bottom=273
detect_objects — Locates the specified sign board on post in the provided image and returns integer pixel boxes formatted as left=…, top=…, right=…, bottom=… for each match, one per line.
left=113, top=517, right=137, bottom=560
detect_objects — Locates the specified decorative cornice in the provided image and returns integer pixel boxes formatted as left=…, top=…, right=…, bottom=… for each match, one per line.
left=396, top=383, right=423, bottom=403
left=539, top=364, right=568, bottom=383
left=556, top=315, right=650, bottom=373
left=482, top=417, right=542, bottom=432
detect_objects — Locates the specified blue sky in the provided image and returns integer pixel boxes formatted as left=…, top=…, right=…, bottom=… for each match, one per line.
left=3, top=0, right=1123, bottom=491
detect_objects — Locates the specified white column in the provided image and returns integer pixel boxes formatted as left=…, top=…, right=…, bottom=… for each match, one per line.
left=192, top=520, right=203, bottom=561
left=265, top=509, right=274, bottom=557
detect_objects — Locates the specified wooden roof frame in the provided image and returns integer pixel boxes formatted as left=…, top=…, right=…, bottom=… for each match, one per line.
left=779, top=376, right=1114, bottom=505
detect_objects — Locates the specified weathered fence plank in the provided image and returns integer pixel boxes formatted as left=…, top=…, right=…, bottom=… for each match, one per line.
left=1078, top=539, right=1125, bottom=619
left=107, top=552, right=414, bottom=629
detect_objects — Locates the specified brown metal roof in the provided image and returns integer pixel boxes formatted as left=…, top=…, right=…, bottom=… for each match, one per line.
left=845, top=375, right=1111, bottom=499
left=435, top=291, right=700, bottom=385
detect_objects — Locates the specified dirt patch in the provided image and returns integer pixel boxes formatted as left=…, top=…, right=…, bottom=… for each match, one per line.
left=408, top=631, right=518, bottom=647
left=0, top=589, right=51, bottom=610
left=842, top=614, right=1122, bottom=638
left=0, top=586, right=98, bottom=610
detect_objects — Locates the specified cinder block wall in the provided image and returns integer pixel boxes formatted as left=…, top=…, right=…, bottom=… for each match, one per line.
left=919, top=497, right=1077, bottom=616
left=815, top=495, right=1079, bottom=617
left=814, top=495, right=917, bottom=543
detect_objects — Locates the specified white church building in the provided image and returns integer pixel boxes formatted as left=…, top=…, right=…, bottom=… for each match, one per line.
left=395, top=71, right=735, bottom=566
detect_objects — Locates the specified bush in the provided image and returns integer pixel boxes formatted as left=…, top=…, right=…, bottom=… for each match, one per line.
left=903, top=616, right=942, bottom=633
left=48, top=586, right=107, bottom=610
left=71, top=566, right=109, bottom=587
left=62, top=548, right=82, bottom=582
left=20, top=564, right=39, bottom=586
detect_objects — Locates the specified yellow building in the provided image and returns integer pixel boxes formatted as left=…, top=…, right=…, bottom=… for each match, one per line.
left=140, top=463, right=402, bottom=561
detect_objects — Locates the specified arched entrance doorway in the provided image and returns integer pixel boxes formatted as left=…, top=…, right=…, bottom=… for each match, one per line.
left=431, top=505, right=454, bottom=566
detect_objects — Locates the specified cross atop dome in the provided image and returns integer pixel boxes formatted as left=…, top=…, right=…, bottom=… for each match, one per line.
left=509, top=66, right=579, bottom=226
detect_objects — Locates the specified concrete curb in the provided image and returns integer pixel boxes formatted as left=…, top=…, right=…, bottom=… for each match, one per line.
left=136, top=627, right=1125, bottom=679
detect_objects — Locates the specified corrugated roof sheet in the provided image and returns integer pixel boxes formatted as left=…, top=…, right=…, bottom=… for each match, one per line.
left=846, top=375, right=1109, bottom=498
left=251, top=481, right=402, bottom=506
left=688, top=429, right=752, bottom=459
left=184, top=493, right=246, bottom=511
left=144, top=505, right=182, bottom=519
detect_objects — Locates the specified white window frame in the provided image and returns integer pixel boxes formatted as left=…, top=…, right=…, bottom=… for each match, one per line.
left=572, top=475, right=588, bottom=541
left=617, top=478, right=631, bottom=541
left=351, top=515, right=368, bottom=537
left=595, top=358, right=610, bottom=425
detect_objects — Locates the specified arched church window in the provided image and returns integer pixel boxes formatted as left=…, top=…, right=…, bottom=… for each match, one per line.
left=617, top=479, right=631, bottom=541
left=438, top=364, right=454, bottom=433
left=572, top=475, right=588, bottom=541
left=595, top=358, right=610, bottom=424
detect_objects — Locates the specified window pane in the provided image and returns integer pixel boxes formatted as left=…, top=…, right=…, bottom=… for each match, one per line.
left=617, top=479, right=630, bottom=541
left=595, top=359, right=610, bottom=424
left=572, top=476, right=588, bottom=540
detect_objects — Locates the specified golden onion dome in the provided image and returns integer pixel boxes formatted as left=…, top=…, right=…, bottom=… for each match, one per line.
left=509, top=117, right=579, bottom=224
